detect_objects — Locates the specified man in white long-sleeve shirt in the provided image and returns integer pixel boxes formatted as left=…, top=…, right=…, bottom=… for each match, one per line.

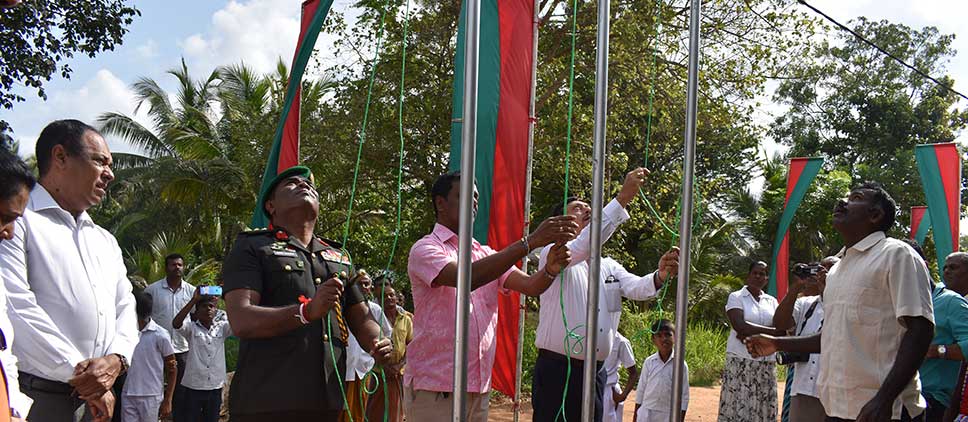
left=532, top=168, right=679, bottom=422
left=0, top=120, right=138, bottom=422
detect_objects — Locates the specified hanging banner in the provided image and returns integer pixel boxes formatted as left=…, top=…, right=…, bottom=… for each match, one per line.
left=769, top=157, right=823, bottom=298
left=911, top=206, right=931, bottom=244
left=915, top=143, right=962, bottom=268
left=448, top=0, right=536, bottom=398
left=251, top=0, right=332, bottom=227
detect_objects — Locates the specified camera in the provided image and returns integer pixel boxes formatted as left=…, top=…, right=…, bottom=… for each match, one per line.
left=776, top=351, right=810, bottom=365
left=792, top=263, right=823, bottom=279
left=200, top=285, right=222, bottom=296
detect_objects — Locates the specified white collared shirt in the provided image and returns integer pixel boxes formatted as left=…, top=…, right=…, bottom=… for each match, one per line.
left=346, top=301, right=392, bottom=380
left=0, top=185, right=138, bottom=382
left=176, top=319, right=232, bottom=390
left=725, top=286, right=778, bottom=361
left=634, top=352, right=689, bottom=421
left=602, top=257, right=659, bottom=331
left=0, top=281, right=32, bottom=418
left=145, top=279, right=196, bottom=353
left=818, top=231, right=934, bottom=420
left=536, top=199, right=633, bottom=362
left=603, top=333, right=636, bottom=386
left=790, top=295, right=823, bottom=398
left=122, top=320, right=175, bottom=397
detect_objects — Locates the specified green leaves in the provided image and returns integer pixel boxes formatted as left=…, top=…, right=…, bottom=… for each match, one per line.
left=0, top=0, right=139, bottom=130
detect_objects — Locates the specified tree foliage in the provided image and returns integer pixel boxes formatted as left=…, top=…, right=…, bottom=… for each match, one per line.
left=0, top=0, right=140, bottom=131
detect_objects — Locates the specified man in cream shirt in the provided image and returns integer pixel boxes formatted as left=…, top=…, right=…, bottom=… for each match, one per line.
left=0, top=120, right=138, bottom=422
left=746, top=182, right=935, bottom=422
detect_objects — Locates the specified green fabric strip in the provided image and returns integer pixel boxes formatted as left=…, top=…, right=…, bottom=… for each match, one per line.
left=448, top=0, right=501, bottom=243
left=768, top=158, right=823, bottom=295
left=916, top=145, right=954, bottom=271
left=915, top=211, right=932, bottom=244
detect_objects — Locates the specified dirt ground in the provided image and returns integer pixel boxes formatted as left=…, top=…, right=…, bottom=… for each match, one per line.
left=489, top=382, right=786, bottom=422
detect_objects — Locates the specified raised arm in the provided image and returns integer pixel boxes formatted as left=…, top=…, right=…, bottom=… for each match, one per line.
left=172, top=289, right=200, bottom=330
left=432, top=215, right=577, bottom=291
left=773, top=277, right=807, bottom=332
left=564, top=169, right=646, bottom=266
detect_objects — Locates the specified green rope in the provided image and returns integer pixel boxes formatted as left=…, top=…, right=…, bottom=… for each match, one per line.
left=642, top=0, right=663, bottom=169
left=385, top=0, right=411, bottom=272
left=555, top=0, right=582, bottom=419
left=342, top=1, right=390, bottom=247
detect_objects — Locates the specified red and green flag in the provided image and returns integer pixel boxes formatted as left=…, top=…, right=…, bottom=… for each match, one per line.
left=915, top=143, right=962, bottom=268
left=910, top=206, right=931, bottom=244
left=251, top=0, right=333, bottom=227
left=448, top=0, right=535, bottom=398
left=769, top=157, right=823, bottom=298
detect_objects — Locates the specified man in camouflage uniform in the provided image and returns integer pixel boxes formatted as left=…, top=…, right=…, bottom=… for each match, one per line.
left=222, top=166, right=392, bottom=421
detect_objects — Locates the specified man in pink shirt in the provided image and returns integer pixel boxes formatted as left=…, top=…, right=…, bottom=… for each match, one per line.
left=405, top=171, right=578, bottom=421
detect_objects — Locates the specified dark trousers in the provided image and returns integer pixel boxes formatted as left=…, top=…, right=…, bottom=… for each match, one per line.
left=924, top=397, right=947, bottom=422
left=172, top=352, right=188, bottom=422
left=230, top=411, right=340, bottom=421
left=531, top=349, right=606, bottom=422
left=19, top=372, right=91, bottom=422
left=110, top=372, right=127, bottom=421
left=177, top=387, right=222, bottom=422
left=826, top=406, right=924, bottom=422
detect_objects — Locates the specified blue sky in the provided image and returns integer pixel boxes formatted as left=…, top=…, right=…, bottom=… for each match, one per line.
left=3, top=0, right=966, bottom=196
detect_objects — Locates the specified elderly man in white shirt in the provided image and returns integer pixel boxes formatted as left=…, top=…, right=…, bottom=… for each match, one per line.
left=0, top=120, right=138, bottom=422
left=747, top=182, right=935, bottom=422
left=532, top=168, right=680, bottom=422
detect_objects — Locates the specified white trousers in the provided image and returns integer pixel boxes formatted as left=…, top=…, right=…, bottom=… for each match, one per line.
left=121, top=395, right=162, bottom=422
left=603, top=383, right=626, bottom=422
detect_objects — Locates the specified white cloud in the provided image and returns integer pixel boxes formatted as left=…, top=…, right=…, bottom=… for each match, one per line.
left=178, top=0, right=302, bottom=75
left=13, top=69, right=152, bottom=158
left=135, top=39, right=159, bottom=60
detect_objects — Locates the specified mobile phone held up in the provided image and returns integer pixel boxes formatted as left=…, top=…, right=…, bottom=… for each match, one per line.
left=200, top=285, right=223, bottom=296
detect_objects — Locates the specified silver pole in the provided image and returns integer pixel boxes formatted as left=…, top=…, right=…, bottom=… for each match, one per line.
left=670, top=0, right=701, bottom=420
left=453, top=0, right=481, bottom=419
left=581, top=0, right=611, bottom=420
left=512, top=1, right=541, bottom=420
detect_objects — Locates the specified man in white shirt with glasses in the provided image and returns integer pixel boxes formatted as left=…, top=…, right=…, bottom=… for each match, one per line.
left=0, top=120, right=138, bottom=422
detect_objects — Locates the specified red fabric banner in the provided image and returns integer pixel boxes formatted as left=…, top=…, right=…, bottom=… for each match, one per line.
left=911, top=206, right=928, bottom=240
left=935, top=143, right=961, bottom=252
left=489, top=0, right=535, bottom=398
left=776, top=159, right=809, bottom=299
left=278, top=0, right=318, bottom=170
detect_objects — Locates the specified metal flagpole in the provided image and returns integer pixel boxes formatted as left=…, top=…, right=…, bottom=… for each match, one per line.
left=512, top=0, right=541, bottom=420
left=454, top=0, right=481, bottom=419
left=670, top=0, right=702, bottom=420
left=581, top=0, right=611, bottom=420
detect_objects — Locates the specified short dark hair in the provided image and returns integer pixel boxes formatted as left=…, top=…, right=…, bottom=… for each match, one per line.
left=856, top=182, right=896, bottom=233
left=651, top=319, right=675, bottom=335
left=196, top=295, right=219, bottom=306
left=430, top=171, right=462, bottom=216
left=748, top=260, right=768, bottom=273
left=165, top=253, right=184, bottom=265
left=35, top=119, right=100, bottom=177
left=134, top=290, right=153, bottom=321
left=544, top=196, right=582, bottom=221
left=0, top=148, right=35, bottom=200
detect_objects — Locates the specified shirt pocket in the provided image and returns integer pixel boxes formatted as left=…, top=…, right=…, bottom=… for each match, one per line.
left=605, top=282, right=623, bottom=313
left=848, top=286, right=882, bottom=327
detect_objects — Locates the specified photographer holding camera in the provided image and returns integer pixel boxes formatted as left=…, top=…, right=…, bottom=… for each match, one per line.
left=773, top=257, right=838, bottom=422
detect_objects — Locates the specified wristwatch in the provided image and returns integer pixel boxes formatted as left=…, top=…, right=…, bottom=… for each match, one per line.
left=113, top=353, right=129, bottom=374
left=938, top=344, right=947, bottom=358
